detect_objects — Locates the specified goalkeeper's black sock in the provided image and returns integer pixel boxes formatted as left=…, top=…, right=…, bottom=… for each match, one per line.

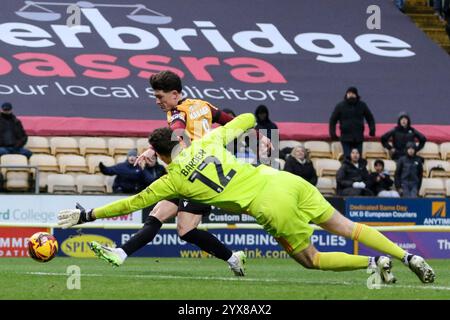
left=120, top=215, right=162, bottom=256
left=180, top=228, right=233, bottom=261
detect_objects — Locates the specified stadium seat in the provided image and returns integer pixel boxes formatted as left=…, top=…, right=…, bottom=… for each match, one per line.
left=136, top=138, right=150, bottom=155
left=316, top=177, right=336, bottom=196
left=304, top=141, right=332, bottom=159
left=440, top=142, right=450, bottom=161
left=417, top=142, right=441, bottom=159
left=331, top=142, right=343, bottom=160
left=58, top=155, right=88, bottom=174
left=79, top=137, right=108, bottom=156
left=362, top=142, right=388, bottom=159
left=114, top=154, right=128, bottom=163
left=0, top=154, right=29, bottom=176
left=313, top=159, right=341, bottom=177
left=5, top=172, right=29, bottom=191
left=36, top=172, right=53, bottom=191
left=86, top=155, right=115, bottom=174
left=104, top=175, right=115, bottom=193
left=50, top=137, right=79, bottom=155
left=76, top=174, right=107, bottom=194
left=108, top=138, right=136, bottom=156
left=29, top=154, right=59, bottom=173
left=419, top=178, right=446, bottom=197
left=47, top=174, right=77, bottom=194
left=446, top=179, right=450, bottom=197
left=25, top=136, right=50, bottom=154
left=275, top=158, right=285, bottom=170
left=424, top=160, right=450, bottom=178
left=279, top=140, right=302, bottom=150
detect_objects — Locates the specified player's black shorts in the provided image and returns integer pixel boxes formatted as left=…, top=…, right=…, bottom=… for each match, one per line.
left=167, top=198, right=211, bottom=216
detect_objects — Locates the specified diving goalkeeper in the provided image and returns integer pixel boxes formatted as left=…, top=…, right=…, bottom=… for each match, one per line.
left=58, top=113, right=435, bottom=284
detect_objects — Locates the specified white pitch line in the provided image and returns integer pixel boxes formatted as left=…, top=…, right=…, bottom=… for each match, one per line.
left=22, top=272, right=450, bottom=291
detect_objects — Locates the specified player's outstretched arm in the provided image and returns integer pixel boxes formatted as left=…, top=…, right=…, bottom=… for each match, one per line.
left=210, top=113, right=256, bottom=146
left=57, top=176, right=177, bottom=228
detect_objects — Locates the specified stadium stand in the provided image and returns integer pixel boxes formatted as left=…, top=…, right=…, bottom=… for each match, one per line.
left=76, top=174, right=107, bottom=194
left=25, top=136, right=50, bottom=154
left=304, top=141, right=332, bottom=159
left=58, top=155, right=88, bottom=174
left=108, top=138, right=136, bottom=157
left=316, top=177, right=337, bottom=196
left=86, top=155, right=116, bottom=174
left=313, top=159, right=341, bottom=177
left=424, top=159, right=450, bottom=178
left=417, top=141, right=441, bottom=159
left=362, top=141, right=389, bottom=159
left=440, top=142, right=450, bottom=160
left=419, top=178, right=447, bottom=197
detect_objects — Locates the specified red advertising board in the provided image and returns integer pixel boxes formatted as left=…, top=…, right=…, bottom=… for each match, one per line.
left=0, top=227, right=49, bottom=258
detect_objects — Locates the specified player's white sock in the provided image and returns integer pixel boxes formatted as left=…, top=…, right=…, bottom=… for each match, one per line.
left=227, top=253, right=238, bottom=266
left=116, top=248, right=128, bottom=262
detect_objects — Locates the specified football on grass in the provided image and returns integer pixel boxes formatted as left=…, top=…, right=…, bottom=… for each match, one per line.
left=28, top=232, right=58, bottom=262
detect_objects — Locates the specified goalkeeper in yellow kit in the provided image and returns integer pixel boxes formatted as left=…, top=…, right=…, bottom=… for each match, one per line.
left=58, top=114, right=435, bottom=284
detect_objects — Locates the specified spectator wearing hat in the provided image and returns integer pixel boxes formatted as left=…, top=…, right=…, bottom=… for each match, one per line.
left=395, top=142, right=423, bottom=198
left=329, top=87, right=376, bottom=160
left=369, top=159, right=400, bottom=197
left=0, top=102, right=32, bottom=158
left=381, top=112, right=426, bottom=161
left=99, top=149, right=165, bottom=194
left=336, top=148, right=373, bottom=196
left=283, top=145, right=317, bottom=186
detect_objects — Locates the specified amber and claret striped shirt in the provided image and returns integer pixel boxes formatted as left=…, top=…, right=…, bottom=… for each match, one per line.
left=167, top=98, right=234, bottom=141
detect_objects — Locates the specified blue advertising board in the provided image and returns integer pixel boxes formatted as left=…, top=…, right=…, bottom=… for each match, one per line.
left=346, top=198, right=450, bottom=225
left=54, top=228, right=353, bottom=258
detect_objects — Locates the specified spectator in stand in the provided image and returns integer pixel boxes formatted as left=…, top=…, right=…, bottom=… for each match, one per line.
left=336, top=148, right=373, bottom=196
left=395, top=142, right=423, bottom=198
left=99, top=149, right=165, bottom=194
left=381, top=112, right=426, bottom=161
left=255, top=104, right=278, bottom=141
left=0, top=102, right=32, bottom=158
left=329, top=87, right=376, bottom=160
left=369, top=159, right=400, bottom=197
left=283, top=145, right=318, bottom=186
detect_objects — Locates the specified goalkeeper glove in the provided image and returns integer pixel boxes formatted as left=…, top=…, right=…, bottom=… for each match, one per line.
left=58, top=203, right=95, bottom=229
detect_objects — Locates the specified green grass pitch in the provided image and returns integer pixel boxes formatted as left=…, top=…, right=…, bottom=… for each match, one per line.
left=1, top=257, right=449, bottom=300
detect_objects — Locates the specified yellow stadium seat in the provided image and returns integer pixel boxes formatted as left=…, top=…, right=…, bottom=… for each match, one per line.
left=316, top=177, right=336, bottom=196
left=0, top=154, right=29, bottom=176
left=440, top=142, right=450, bottom=161
left=304, top=141, right=332, bottom=159
left=108, top=138, right=136, bottom=156
left=279, top=140, right=302, bottom=150
left=50, top=137, right=79, bottom=155
left=419, top=178, right=446, bottom=197
left=47, top=174, right=77, bottom=194
left=79, top=137, right=108, bottom=156
left=417, top=142, right=440, bottom=160
left=5, top=172, right=29, bottom=191
left=424, top=160, right=450, bottom=178
left=363, top=141, right=388, bottom=159
left=25, top=136, right=50, bottom=154
left=136, top=138, right=150, bottom=155
left=86, top=155, right=115, bottom=174
left=29, top=154, right=59, bottom=173
left=331, top=142, right=343, bottom=160
left=76, top=174, right=107, bottom=194
left=446, top=179, right=450, bottom=197
left=313, top=159, right=341, bottom=177
left=58, top=155, right=88, bottom=174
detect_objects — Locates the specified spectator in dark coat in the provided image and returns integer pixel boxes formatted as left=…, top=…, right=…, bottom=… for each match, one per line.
left=336, top=148, right=373, bottom=196
left=255, top=104, right=278, bottom=141
left=329, top=87, right=376, bottom=159
left=0, top=102, right=32, bottom=158
left=99, top=149, right=165, bottom=194
left=395, top=142, right=423, bottom=198
left=369, top=159, right=400, bottom=197
left=381, top=112, right=426, bottom=161
left=284, top=145, right=318, bottom=186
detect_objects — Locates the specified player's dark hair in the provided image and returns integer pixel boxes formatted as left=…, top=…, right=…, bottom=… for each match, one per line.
left=374, top=159, right=384, bottom=168
left=149, top=71, right=182, bottom=93
left=149, top=127, right=178, bottom=157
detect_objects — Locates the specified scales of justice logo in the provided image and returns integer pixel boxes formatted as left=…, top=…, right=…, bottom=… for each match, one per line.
left=15, top=0, right=172, bottom=25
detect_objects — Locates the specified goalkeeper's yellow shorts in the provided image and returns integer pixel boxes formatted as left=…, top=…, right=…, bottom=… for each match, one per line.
left=249, top=170, right=335, bottom=255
